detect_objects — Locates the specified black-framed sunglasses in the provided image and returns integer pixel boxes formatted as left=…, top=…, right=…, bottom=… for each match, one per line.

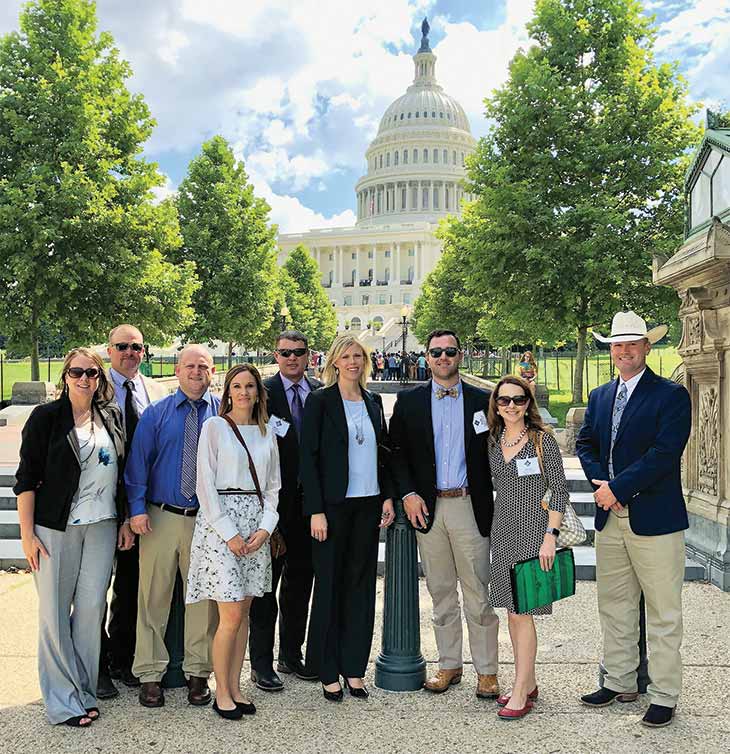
left=495, top=395, right=529, bottom=407
left=67, top=367, right=100, bottom=379
left=277, top=348, right=307, bottom=358
left=113, top=342, right=144, bottom=352
left=429, top=347, right=459, bottom=358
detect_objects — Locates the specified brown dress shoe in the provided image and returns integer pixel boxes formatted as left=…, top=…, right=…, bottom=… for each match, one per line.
left=476, top=674, right=500, bottom=699
left=139, top=681, right=164, bottom=708
left=423, top=667, right=463, bottom=693
left=187, top=676, right=212, bottom=706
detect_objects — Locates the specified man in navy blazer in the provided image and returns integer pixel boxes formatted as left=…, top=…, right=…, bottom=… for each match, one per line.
left=576, top=312, right=691, bottom=729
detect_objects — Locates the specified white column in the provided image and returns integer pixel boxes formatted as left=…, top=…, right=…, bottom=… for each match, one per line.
left=415, top=241, right=421, bottom=281
left=440, top=183, right=445, bottom=211
left=372, top=243, right=378, bottom=285
left=417, top=181, right=422, bottom=210
left=337, top=246, right=343, bottom=285
left=395, top=243, right=401, bottom=286
left=355, top=246, right=361, bottom=287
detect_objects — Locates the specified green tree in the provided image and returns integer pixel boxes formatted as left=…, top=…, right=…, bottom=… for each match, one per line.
left=276, top=244, right=337, bottom=351
left=0, top=0, right=196, bottom=378
left=439, top=0, right=700, bottom=402
left=175, top=135, right=279, bottom=365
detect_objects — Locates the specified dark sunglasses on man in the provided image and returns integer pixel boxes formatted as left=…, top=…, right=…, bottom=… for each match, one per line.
left=113, top=342, right=144, bottom=352
left=428, top=347, right=459, bottom=358
left=276, top=347, right=307, bottom=358
left=67, top=367, right=100, bottom=379
left=495, top=395, right=529, bottom=407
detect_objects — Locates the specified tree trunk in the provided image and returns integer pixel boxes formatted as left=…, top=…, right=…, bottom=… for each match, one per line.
left=500, top=347, right=510, bottom=377
left=30, top=308, right=40, bottom=381
left=227, top=341, right=233, bottom=371
left=572, top=326, right=588, bottom=404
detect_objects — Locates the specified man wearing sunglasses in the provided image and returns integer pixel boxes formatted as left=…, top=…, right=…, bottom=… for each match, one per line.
left=97, top=325, right=169, bottom=700
left=390, top=329, right=499, bottom=699
left=249, top=331, right=322, bottom=692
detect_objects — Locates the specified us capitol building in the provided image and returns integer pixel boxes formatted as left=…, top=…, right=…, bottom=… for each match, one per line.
left=277, top=20, right=476, bottom=350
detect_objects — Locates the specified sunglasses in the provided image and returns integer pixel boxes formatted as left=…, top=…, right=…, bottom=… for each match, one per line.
left=67, top=367, right=100, bottom=379
left=429, top=347, right=459, bottom=358
left=113, top=342, right=144, bottom=352
left=495, top=395, right=529, bottom=407
left=277, top=348, right=307, bottom=358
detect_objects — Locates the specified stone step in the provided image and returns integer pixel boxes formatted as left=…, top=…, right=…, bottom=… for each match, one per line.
left=0, top=487, right=16, bottom=510
left=0, top=539, right=26, bottom=570
left=0, top=510, right=19, bottom=539
left=0, top=467, right=16, bottom=487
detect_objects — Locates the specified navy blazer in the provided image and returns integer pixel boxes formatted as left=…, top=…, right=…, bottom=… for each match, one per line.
left=575, top=367, right=691, bottom=536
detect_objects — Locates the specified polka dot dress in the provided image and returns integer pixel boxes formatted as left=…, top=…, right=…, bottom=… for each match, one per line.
left=488, top=431, right=569, bottom=615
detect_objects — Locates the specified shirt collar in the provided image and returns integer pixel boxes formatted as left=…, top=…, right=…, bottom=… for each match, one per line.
left=619, top=368, right=646, bottom=392
left=175, top=387, right=214, bottom=407
left=110, top=366, right=142, bottom=388
left=280, top=373, right=306, bottom=392
left=432, top=377, right=462, bottom=396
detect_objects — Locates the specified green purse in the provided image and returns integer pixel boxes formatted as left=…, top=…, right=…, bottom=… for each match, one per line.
left=510, top=547, right=576, bottom=614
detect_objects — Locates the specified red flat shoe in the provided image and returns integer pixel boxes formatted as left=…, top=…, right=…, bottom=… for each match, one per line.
left=497, top=701, right=534, bottom=720
left=497, top=686, right=538, bottom=707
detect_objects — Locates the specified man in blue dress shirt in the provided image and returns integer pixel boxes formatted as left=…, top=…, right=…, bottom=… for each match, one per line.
left=126, top=345, right=219, bottom=709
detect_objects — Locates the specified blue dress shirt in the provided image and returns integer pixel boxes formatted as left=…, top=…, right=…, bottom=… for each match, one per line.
left=431, top=379, right=468, bottom=490
left=125, top=388, right=221, bottom=517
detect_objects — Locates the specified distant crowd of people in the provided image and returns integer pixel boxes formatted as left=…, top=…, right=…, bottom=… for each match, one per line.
left=369, top=351, right=429, bottom=381
left=15, top=310, right=689, bottom=731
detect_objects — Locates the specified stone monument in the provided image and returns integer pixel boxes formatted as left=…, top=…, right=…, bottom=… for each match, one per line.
left=653, top=110, right=730, bottom=590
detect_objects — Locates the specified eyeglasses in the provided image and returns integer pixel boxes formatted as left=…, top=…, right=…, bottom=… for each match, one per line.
left=428, top=347, right=459, bottom=358
left=277, top=348, right=307, bottom=358
left=495, top=395, right=529, bottom=407
left=67, top=367, right=100, bottom=379
left=112, top=342, right=144, bottom=353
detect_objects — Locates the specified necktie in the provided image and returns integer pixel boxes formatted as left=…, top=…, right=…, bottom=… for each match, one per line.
left=290, top=383, right=303, bottom=437
left=436, top=386, right=458, bottom=400
left=123, top=380, right=139, bottom=449
left=180, top=400, right=199, bottom=500
left=608, top=383, right=628, bottom=479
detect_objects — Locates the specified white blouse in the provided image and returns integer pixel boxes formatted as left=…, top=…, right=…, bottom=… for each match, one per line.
left=196, top=417, right=281, bottom=542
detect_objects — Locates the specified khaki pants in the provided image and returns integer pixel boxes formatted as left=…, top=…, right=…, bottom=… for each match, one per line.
left=416, top=495, right=499, bottom=674
left=133, top=505, right=215, bottom=682
left=595, top=512, right=685, bottom=707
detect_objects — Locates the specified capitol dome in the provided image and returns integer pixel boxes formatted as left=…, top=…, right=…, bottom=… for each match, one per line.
left=355, top=18, right=476, bottom=227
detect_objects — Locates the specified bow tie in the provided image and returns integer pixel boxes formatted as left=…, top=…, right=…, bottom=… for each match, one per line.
left=435, top=387, right=458, bottom=400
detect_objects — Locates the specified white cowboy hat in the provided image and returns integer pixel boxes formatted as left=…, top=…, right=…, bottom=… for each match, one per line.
left=592, top=311, right=668, bottom=344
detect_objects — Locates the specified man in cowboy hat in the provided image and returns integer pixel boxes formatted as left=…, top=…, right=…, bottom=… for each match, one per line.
left=576, top=311, right=691, bottom=728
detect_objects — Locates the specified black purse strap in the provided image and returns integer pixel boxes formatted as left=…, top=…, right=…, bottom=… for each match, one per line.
left=222, top=415, right=264, bottom=510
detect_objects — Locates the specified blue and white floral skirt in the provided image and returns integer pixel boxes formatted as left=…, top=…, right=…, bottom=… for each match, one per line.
left=186, top=493, right=272, bottom=604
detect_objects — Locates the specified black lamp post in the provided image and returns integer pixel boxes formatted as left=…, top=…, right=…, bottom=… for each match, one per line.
left=400, top=305, right=410, bottom=384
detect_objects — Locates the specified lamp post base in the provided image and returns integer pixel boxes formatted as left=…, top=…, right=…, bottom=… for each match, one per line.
left=375, top=654, right=426, bottom=692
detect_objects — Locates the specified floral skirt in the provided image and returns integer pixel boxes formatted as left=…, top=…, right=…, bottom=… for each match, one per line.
left=186, top=493, right=272, bottom=603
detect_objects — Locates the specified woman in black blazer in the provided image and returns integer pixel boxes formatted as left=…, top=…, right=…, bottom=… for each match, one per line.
left=14, top=348, right=132, bottom=727
left=300, top=334, right=395, bottom=701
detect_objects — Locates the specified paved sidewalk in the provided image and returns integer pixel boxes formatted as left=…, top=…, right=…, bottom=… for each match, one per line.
left=1, top=572, right=728, bottom=754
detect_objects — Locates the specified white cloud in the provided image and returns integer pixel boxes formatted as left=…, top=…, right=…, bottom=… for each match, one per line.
left=157, top=29, right=189, bottom=66
left=150, top=173, right=177, bottom=204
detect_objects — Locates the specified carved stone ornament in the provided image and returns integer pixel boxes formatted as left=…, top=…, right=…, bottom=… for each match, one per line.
left=697, top=387, right=719, bottom=496
left=686, top=315, right=702, bottom=347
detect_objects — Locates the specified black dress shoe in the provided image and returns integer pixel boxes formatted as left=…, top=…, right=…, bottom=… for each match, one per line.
left=250, top=668, right=284, bottom=692
left=96, top=672, right=119, bottom=700
left=277, top=658, right=318, bottom=681
left=641, top=704, right=675, bottom=728
left=110, top=665, right=141, bottom=688
left=213, top=700, right=244, bottom=720
left=235, top=700, right=257, bottom=715
left=580, top=687, right=639, bottom=707
left=322, top=683, right=343, bottom=702
left=344, top=678, right=369, bottom=699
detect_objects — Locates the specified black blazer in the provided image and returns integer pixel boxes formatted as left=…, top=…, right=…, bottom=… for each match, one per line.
left=299, top=383, right=395, bottom=515
left=389, top=380, right=494, bottom=536
left=264, top=372, right=322, bottom=526
left=14, top=395, right=127, bottom=531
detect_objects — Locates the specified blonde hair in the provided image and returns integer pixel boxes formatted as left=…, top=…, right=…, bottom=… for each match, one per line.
left=219, top=364, right=269, bottom=436
left=58, top=347, right=114, bottom=404
left=322, top=334, right=371, bottom=391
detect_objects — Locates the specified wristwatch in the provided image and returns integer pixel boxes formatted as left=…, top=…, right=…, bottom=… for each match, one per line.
left=545, top=527, right=560, bottom=538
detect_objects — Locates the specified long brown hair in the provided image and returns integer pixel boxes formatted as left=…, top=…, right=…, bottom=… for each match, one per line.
left=219, top=364, right=269, bottom=435
left=488, top=375, right=549, bottom=444
left=58, top=347, right=114, bottom=404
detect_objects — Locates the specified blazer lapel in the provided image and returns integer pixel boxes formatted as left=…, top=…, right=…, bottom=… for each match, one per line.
left=271, top=373, right=294, bottom=424
left=614, top=368, right=654, bottom=447
left=362, top=389, right=382, bottom=442
left=324, top=384, right=348, bottom=444
left=423, top=382, right=436, bottom=461
left=601, top=379, right=619, bottom=454
left=462, top=381, right=475, bottom=453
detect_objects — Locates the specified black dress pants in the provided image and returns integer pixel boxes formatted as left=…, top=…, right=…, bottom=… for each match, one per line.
left=100, top=542, right=139, bottom=672
left=249, top=513, right=315, bottom=672
left=305, top=495, right=381, bottom=685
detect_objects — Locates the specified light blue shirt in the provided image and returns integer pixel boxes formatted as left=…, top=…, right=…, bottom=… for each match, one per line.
left=280, top=374, right=312, bottom=413
left=431, top=379, right=468, bottom=490
left=109, top=367, right=150, bottom=424
left=343, top=399, right=379, bottom=498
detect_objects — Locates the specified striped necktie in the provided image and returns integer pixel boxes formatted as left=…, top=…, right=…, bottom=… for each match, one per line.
left=180, top=400, right=200, bottom=500
left=608, top=383, right=628, bottom=480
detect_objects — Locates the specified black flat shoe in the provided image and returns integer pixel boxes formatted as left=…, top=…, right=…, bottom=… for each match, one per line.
left=235, top=700, right=257, bottom=715
left=344, top=678, right=369, bottom=699
left=322, top=683, right=343, bottom=702
left=85, top=707, right=100, bottom=720
left=61, top=715, right=93, bottom=727
left=250, top=668, right=284, bottom=692
left=213, top=700, right=244, bottom=720
left=641, top=704, right=675, bottom=728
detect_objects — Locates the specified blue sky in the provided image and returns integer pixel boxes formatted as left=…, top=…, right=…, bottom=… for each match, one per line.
left=1, top=1, right=727, bottom=232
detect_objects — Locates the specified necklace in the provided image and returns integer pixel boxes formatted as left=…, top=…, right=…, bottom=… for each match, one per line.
left=76, top=408, right=97, bottom=466
left=500, top=426, right=527, bottom=448
left=344, top=399, right=366, bottom=445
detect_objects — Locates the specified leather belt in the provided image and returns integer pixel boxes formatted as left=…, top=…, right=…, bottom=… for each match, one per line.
left=149, top=501, right=199, bottom=517
left=436, top=486, right=470, bottom=498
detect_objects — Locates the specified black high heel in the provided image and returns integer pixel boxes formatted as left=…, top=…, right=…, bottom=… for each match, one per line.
left=213, top=699, right=244, bottom=720
left=322, top=683, right=343, bottom=702
left=344, top=678, right=369, bottom=699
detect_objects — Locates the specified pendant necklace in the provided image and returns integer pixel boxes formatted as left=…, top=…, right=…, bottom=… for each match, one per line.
left=345, top=399, right=366, bottom=445
left=501, top=426, right=527, bottom=448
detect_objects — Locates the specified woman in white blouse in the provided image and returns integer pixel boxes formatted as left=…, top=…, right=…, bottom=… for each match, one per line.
left=186, top=364, right=281, bottom=720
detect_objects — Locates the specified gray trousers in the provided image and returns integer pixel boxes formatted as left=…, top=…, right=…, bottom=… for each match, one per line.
left=34, top=520, right=117, bottom=724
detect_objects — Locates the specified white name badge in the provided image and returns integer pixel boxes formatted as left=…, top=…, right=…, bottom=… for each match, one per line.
left=516, top=457, right=540, bottom=477
left=269, top=415, right=290, bottom=438
left=472, top=410, right=488, bottom=434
